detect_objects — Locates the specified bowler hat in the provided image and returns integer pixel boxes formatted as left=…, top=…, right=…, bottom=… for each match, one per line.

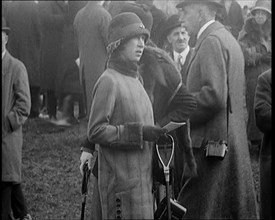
left=2, top=17, right=10, bottom=34
left=120, top=3, right=153, bottom=32
left=251, top=0, right=271, bottom=15
left=176, top=0, right=223, bottom=10
left=107, top=12, right=150, bottom=54
left=161, top=14, right=183, bottom=39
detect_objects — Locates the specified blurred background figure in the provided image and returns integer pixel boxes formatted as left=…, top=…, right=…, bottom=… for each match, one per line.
left=53, top=1, right=87, bottom=126
left=5, top=1, right=42, bottom=119
left=105, top=0, right=135, bottom=17
left=38, top=0, right=67, bottom=122
left=74, top=1, right=111, bottom=121
left=254, top=68, right=272, bottom=220
left=2, top=17, right=32, bottom=220
left=216, top=0, right=244, bottom=39
left=136, top=0, right=167, bottom=47
left=242, top=5, right=251, bottom=21
left=238, top=0, right=271, bottom=151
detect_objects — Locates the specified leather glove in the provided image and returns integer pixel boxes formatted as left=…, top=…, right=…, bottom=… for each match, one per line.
left=143, top=125, right=167, bottom=142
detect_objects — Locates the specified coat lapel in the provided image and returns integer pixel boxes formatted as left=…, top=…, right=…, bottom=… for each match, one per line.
left=185, top=21, right=225, bottom=75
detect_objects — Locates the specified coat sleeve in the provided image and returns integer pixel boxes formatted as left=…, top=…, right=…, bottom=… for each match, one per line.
left=158, top=84, right=197, bottom=127
left=189, top=36, right=228, bottom=125
left=87, top=75, right=143, bottom=150
left=254, top=70, right=272, bottom=134
left=156, top=62, right=197, bottom=127
left=7, top=62, right=31, bottom=132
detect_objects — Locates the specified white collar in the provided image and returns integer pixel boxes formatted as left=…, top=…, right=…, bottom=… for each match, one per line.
left=2, top=49, right=6, bottom=60
left=197, top=19, right=215, bottom=39
left=173, top=45, right=190, bottom=65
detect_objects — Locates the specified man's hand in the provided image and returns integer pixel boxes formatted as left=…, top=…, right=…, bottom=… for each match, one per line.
left=80, top=151, right=93, bottom=176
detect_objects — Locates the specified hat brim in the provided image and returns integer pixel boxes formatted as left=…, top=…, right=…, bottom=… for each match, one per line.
left=107, top=26, right=150, bottom=54
left=176, top=1, right=223, bottom=9
left=251, top=7, right=271, bottom=15
left=2, top=27, right=10, bottom=34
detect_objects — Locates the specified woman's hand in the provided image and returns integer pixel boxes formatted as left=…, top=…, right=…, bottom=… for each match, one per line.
left=79, top=151, right=93, bottom=176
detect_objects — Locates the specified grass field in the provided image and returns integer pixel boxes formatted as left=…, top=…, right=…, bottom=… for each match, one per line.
left=21, top=117, right=260, bottom=219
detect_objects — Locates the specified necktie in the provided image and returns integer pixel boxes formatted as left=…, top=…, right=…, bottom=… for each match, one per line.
left=177, top=54, right=182, bottom=71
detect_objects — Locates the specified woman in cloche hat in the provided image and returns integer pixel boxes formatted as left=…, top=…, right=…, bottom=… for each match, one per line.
left=238, top=1, right=272, bottom=219
left=238, top=0, right=271, bottom=162
left=80, top=12, right=166, bottom=219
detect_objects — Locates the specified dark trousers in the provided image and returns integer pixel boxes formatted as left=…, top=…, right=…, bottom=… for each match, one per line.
left=46, top=89, right=57, bottom=118
left=1, top=182, right=28, bottom=220
left=30, top=86, right=41, bottom=118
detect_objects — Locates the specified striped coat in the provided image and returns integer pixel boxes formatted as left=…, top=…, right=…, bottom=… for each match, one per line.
left=87, top=68, right=155, bottom=219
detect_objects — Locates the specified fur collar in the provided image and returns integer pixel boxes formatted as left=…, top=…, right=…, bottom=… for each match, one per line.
left=239, top=17, right=271, bottom=42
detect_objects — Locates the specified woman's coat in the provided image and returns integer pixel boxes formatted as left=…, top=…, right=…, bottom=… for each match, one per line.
left=2, top=51, right=31, bottom=183
left=238, top=17, right=271, bottom=143
left=177, top=21, right=258, bottom=219
left=87, top=68, right=155, bottom=219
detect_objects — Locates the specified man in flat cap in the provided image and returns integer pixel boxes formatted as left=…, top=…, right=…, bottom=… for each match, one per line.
left=2, top=17, right=32, bottom=220
left=175, top=0, right=258, bottom=219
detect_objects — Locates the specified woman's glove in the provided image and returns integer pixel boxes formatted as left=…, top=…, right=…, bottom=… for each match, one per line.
left=143, top=125, right=167, bottom=142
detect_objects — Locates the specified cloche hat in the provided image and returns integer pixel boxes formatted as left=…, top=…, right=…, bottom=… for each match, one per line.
left=120, top=2, right=153, bottom=32
left=251, top=0, right=271, bottom=15
left=107, top=12, right=150, bottom=54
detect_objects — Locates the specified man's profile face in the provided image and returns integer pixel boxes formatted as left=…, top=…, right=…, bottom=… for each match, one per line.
left=167, top=26, right=190, bottom=53
left=178, top=4, right=201, bottom=38
left=2, top=31, right=8, bottom=53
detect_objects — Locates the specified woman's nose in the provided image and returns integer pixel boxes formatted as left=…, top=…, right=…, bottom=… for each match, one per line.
left=138, top=37, right=145, bottom=47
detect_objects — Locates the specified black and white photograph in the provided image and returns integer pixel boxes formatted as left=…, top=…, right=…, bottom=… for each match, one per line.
left=2, top=0, right=271, bottom=219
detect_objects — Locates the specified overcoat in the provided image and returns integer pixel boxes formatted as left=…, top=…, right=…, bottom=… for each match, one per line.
left=254, top=69, right=272, bottom=220
left=55, top=2, right=85, bottom=97
left=238, top=17, right=271, bottom=143
left=177, top=21, right=258, bottom=219
left=87, top=67, right=155, bottom=219
left=2, top=51, right=31, bottom=183
left=6, top=1, right=41, bottom=87
left=73, top=2, right=111, bottom=117
left=38, top=1, right=67, bottom=91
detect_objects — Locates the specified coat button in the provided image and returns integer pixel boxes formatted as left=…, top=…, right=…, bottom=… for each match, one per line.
left=116, top=198, right=121, bottom=203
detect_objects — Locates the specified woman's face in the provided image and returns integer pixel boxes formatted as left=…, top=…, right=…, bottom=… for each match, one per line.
left=120, top=35, right=146, bottom=62
left=254, top=9, right=269, bottom=25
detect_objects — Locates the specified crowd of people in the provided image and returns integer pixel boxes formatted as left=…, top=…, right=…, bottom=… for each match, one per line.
left=2, top=0, right=271, bottom=220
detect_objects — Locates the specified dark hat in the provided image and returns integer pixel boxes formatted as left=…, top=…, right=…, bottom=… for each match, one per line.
left=107, top=12, right=150, bottom=54
left=2, top=17, right=10, bottom=34
left=176, top=0, right=223, bottom=10
left=161, top=14, right=183, bottom=38
left=120, top=3, right=153, bottom=32
left=251, top=0, right=271, bottom=15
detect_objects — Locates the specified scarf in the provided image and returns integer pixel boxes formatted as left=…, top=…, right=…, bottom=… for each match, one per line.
left=107, top=53, right=139, bottom=78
